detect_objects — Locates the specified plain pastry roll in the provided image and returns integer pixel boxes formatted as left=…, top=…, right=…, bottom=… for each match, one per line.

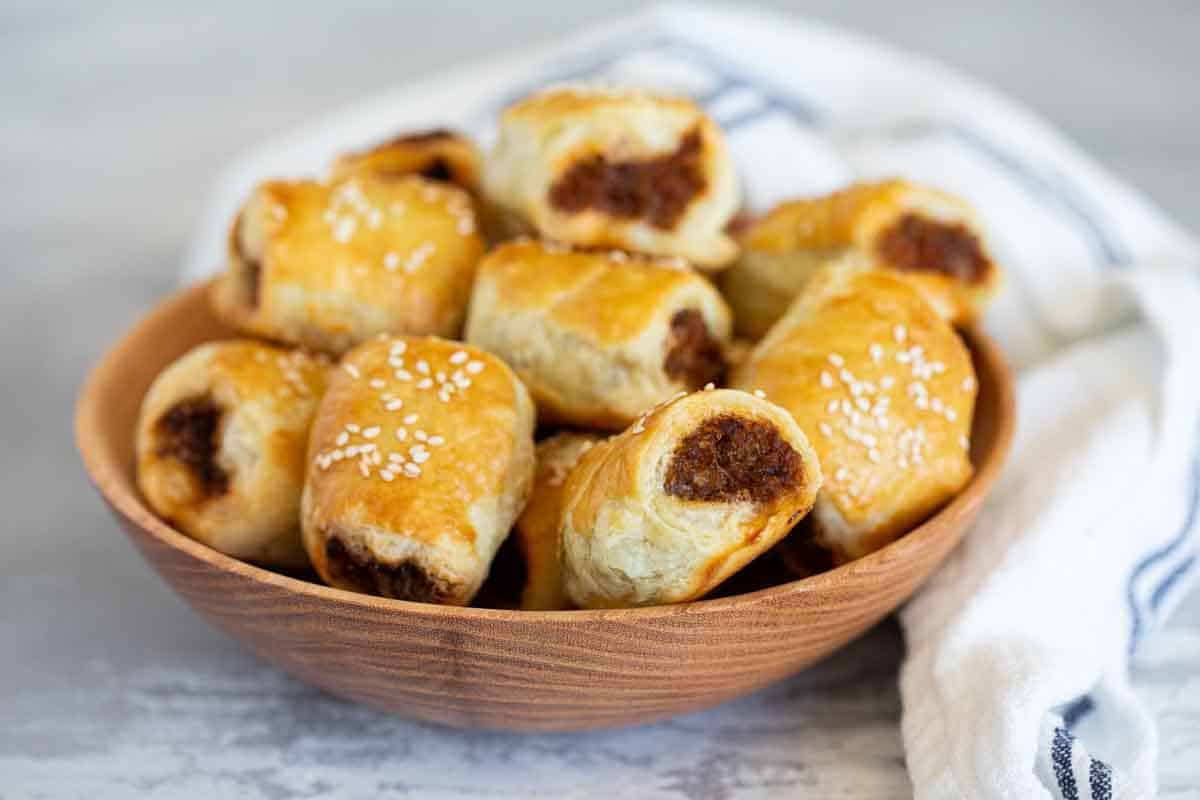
left=212, top=173, right=484, bottom=354
left=465, top=239, right=733, bottom=430
left=513, top=432, right=601, bottom=610
left=721, top=179, right=1001, bottom=336
left=331, top=128, right=482, bottom=195
left=136, top=340, right=329, bottom=569
left=301, top=335, right=535, bottom=605
left=483, top=86, right=741, bottom=269
left=733, top=264, right=977, bottom=562
left=560, top=388, right=822, bottom=608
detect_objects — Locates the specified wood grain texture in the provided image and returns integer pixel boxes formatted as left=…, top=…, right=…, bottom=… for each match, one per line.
left=75, top=281, right=1015, bottom=732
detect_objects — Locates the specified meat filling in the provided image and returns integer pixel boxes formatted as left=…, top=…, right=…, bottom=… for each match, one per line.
left=663, top=414, right=802, bottom=505
left=324, top=534, right=458, bottom=603
left=155, top=395, right=229, bottom=497
left=548, top=128, right=706, bottom=229
left=663, top=309, right=726, bottom=388
left=875, top=213, right=991, bottom=283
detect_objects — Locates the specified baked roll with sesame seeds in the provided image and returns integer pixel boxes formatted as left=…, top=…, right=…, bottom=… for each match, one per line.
left=331, top=129, right=481, bottom=194
left=483, top=86, right=741, bottom=269
left=513, top=432, right=602, bottom=610
left=212, top=172, right=484, bottom=355
left=559, top=388, right=821, bottom=608
left=464, top=239, right=732, bottom=430
left=136, top=340, right=329, bottom=569
left=720, top=179, right=1002, bottom=337
left=301, top=335, right=536, bottom=605
left=733, top=264, right=977, bottom=563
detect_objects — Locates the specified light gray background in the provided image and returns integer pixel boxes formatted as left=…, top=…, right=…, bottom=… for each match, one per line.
left=3, top=1, right=1198, bottom=797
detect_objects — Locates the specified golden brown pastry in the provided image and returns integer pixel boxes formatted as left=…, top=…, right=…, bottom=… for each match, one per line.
left=513, top=432, right=602, bottom=610
left=721, top=179, right=1001, bottom=336
left=212, top=173, right=484, bottom=354
left=331, top=128, right=481, bottom=194
left=560, top=388, right=822, bottom=608
left=136, top=340, right=329, bottom=568
left=464, top=239, right=732, bottom=430
left=301, top=335, right=535, bottom=605
left=734, top=264, right=977, bottom=562
left=483, top=86, right=741, bottom=269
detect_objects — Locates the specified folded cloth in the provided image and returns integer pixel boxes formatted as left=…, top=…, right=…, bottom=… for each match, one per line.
left=183, top=4, right=1200, bottom=796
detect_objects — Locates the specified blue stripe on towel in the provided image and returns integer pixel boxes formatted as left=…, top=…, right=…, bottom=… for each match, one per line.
left=1127, top=428, right=1200, bottom=655
left=1052, top=727, right=1081, bottom=800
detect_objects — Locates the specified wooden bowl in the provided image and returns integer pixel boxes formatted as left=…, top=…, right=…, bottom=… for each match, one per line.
left=76, top=281, right=1015, bottom=732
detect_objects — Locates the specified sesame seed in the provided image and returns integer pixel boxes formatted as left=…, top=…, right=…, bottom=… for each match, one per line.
left=389, top=452, right=404, bottom=463
left=367, top=209, right=383, bottom=229
left=416, top=378, right=434, bottom=389
left=820, top=371, right=834, bottom=388
left=894, top=324, right=907, bottom=343
left=362, top=426, right=380, bottom=438
left=414, top=430, right=428, bottom=441
left=435, top=371, right=446, bottom=383
left=403, top=413, right=418, bottom=425
left=416, top=360, right=430, bottom=375
left=335, top=432, right=349, bottom=446
left=428, top=435, right=444, bottom=446
left=395, top=428, right=407, bottom=441
left=384, top=252, right=400, bottom=271
left=358, top=461, right=370, bottom=477
left=411, top=450, right=430, bottom=464
left=819, top=422, right=833, bottom=438
left=856, top=397, right=870, bottom=411
left=835, top=467, right=849, bottom=482
left=869, top=343, right=884, bottom=363
left=403, top=463, right=420, bottom=477
left=828, top=353, right=845, bottom=367
left=392, top=341, right=407, bottom=355
left=343, top=364, right=361, bottom=379
left=450, top=350, right=468, bottom=365
left=385, top=399, right=403, bottom=411
left=466, top=361, right=484, bottom=374
left=880, top=376, right=896, bottom=390
left=345, top=423, right=360, bottom=433
left=945, top=407, right=958, bottom=422
left=960, top=435, right=970, bottom=450
left=962, top=376, right=976, bottom=392
left=395, top=370, right=412, bottom=381
left=380, top=470, right=395, bottom=482
left=753, top=389, right=767, bottom=399
left=369, top=378, right=385, bottom=389
left=827, top=400, right=838, bottom=413
left=345, top=445, right=359, bottom=457
left=868, top=449, right=881, bottom=463
left=931, top=397, right=944, bottom=413
left=333, top=217, right=357, bottom=243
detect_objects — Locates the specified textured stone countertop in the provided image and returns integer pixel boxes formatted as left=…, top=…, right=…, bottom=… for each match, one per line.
left=3, top=2, right=1197, bottom=797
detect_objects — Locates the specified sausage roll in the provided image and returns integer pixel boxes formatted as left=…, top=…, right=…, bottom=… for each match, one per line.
left=734, top=265, right=977, bottom=562
left=464, top=239, right=733, bottom=430
left=301, top=336, right=536, bottom=605
left=136, top=340, right=329, bottom=569
left=212, top=173, right=484, bottom=354
left=483, top=86, right=741, bottom=269
left=331, top=128, right=481, bottom=194
left=721, top=179, right=1001, bottom=336
left=560, top=388, right=822, bottom=608
left=513, top=432, right=602, bottom=610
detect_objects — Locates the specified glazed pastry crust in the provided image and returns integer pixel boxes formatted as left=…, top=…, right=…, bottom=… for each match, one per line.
left=734, top=265, right=977, bottom=562
left=301, top=336, right=535, bottom=605
left=213, top=174, right=484, bottom=354
left=136, top=340, right=329, bottom=568
left=722, top=179, right=1001, bottom=336
left=514, top=432, right=601, bottom=610
left=465, top=239, right=733, bottom=429
left=560, top=388, right=822, bottom=608
left=483, top=87, right=741, bottom=269
left=331, top=129, right=482, bottom=194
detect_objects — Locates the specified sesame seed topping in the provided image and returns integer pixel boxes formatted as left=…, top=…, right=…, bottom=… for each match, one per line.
left=449, top=350, right=468, bottom=365
left=416, top=378, right=434, bottom=389
left=880, top=376, right=896, bottom=390
left=753, top=389, right=767, bottom=399
left=362, top=426, right=380, bottom=438
left=369, top=378, right=385, bottom=389
left=428, top=435, right=444, bottom=446
left=414, top=430, right=428, bottom=441
left=335, top=432, right=349, bottom=446
left=828, top=353, right=845, bottom=367
left=403, top=463, right=421, bottom=477
left=395, top=370, right=412, bottom=381
left=820, top=371, right=834, bottom=388
left=894, top=324, right=907, bottom=343
left=868, top=449, right=882, bottom=463
left=403, top=414, right=418, bottom=425
left=380, top=470, right=395, bottom=482
left=962, top=376, right=976, bottom=392
left=383, top=251, right=400, bottom=271
left=411, top=449, right=430, bottom=464
left=392, top=341, right=407, bottom=355
left=870, top=343, right=884, bottom=363
left=385, top=399, right=403, bottom=411
left=358, top=461, right=370, bottom=478
left=395, top=428, right=407, bottom=440
left=416, top=360, right=430, bottom=375
left=466, top=361, right=485, bottom=374
left=835, top=467, right=849, bottom=482
left=345, top=423, right=360, bottom=433
left=819, top=422, right=833, bottom=438
left=343, top=364, right=361, bottom=379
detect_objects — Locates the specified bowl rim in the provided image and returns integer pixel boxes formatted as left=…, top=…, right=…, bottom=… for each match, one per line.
left=76, top=280, right=1016, bottom=623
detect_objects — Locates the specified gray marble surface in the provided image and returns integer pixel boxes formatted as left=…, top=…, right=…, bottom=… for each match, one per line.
left=3, top=1, right=1198, bottom=797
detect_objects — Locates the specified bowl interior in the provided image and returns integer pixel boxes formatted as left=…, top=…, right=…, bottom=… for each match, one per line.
left=76, top=279, right=1015, bottom=619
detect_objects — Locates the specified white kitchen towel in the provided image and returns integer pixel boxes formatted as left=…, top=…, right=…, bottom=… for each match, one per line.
left=182, top=4, right=1200, bottom=797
